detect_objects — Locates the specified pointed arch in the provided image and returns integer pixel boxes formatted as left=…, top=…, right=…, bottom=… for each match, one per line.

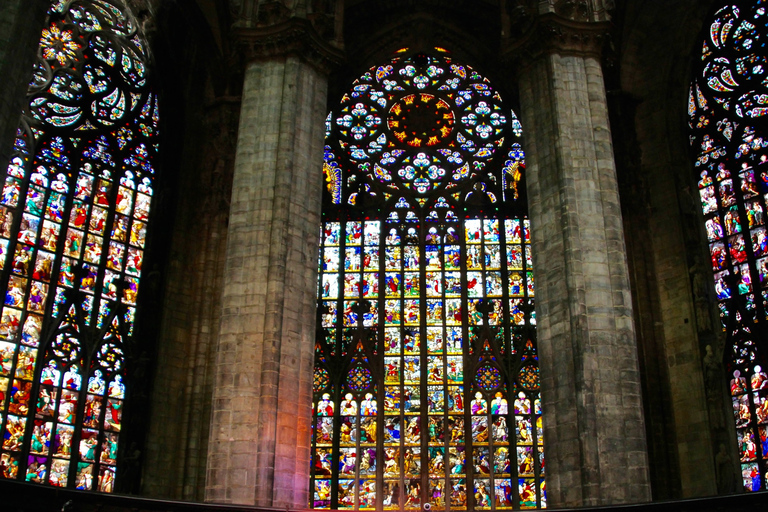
left=0, top=0, right=158, bottom=492
left=312, top=50, right=545, bottom=510
left=688, top=0, right=768, bottom=492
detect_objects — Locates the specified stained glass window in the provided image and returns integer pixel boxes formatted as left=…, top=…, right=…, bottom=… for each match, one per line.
left=0, top=0, right=157, bottom=491
left=688, top=1, right=768, bottom=493
left=312, top=51, right=545, bottom=510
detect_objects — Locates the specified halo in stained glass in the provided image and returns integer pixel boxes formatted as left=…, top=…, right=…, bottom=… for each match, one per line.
left=475, top=365, right=502, bottom=391
left=518, top=365, right=540, bottom=390
left=346, top=365, right=372, bottom=391
left=314, top=365, right=330, bottom=392
left=323, top=146, right=342, bottom=203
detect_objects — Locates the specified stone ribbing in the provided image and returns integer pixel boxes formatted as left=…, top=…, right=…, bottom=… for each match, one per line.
left=518, top=53, right=651, bottom=506
left=0, top=0, right=48, bottom=173
left=142, top=204, right=228, bottom=500
left=142, top=97, right=238, bottom=500
left=205, top=56, right=326, bottom=507
left=643, top=147, right=717, bottom=497
left=619, top=0, right=721, bottom=496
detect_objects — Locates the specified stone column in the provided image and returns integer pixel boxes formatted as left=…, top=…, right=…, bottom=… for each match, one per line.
left=204, top=20, right=342, bottom=508
left=507, top=13, right=652, bottom=507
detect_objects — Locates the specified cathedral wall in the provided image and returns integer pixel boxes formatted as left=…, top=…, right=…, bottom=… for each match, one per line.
left=140, top=1, right=235, bottom=500
left=204, top=54, right=326, bottom=508
left=139, top=0, right=712, bottom=504
left=616, top=0, right=737, bottom=499
left=519, top=47, right=650, bottom=505
left=0, top=0, right=733, bottom=504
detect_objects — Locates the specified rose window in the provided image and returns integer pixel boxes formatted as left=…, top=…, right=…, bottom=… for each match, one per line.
left=328, top=53, right=510, bottom=197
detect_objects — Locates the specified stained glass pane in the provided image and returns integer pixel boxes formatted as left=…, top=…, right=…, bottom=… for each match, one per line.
left=312, top=50, right=544, bottom=509
left=689, top=1, right=768, bottom=492
left=0, top=0, right=157, bottom=492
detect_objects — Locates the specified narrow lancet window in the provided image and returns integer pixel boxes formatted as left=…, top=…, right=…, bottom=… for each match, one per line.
left=689, top=1, right=768, bottom=493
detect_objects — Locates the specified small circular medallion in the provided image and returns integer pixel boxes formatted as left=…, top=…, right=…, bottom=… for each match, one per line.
left=518, top=365, right=540, bottom=390
left=475, top=365, right=502, bottom=390
left=346, top=366, right=372, bottom=391
left=388, top=94, right=455, bottom=147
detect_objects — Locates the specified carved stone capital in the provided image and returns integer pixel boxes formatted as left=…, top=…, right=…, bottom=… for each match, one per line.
left=230, top=0, right=293, bottom=28
left=502, top=12, right=610, bottom=69
left=555, top=0, right=591, bottom=21
left=506, top=0, right=614, bottom=22
left=231, top=17, right=345, bottom=74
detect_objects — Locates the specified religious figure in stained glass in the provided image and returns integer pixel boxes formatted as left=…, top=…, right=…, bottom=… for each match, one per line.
left=689, top=0, right=768, bottom=493
left=0, top=0, right=158, bottom=492
left=312, top=50, right=545, bottom=510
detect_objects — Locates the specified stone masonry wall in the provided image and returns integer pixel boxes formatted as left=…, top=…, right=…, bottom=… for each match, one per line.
left=617, top=0, right=727, bottom=497
left=205, top=55, right=327, bottom=508
left=141, top=136, right=231, bottom=501
left=518, top=52, right=651, bottom=507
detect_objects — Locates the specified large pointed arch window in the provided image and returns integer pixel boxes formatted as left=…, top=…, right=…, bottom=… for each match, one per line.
left=0, top=0, right=158, bottom=491
left=311, top=50, right=545, bottom=510
left=688, top=1, right=768, bottom=493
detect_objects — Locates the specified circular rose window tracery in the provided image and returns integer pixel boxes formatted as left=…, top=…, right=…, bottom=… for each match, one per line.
left=388, top=93, right=455, bottom=147
left=28, top=1, right=149, bottom=133
left=330, top=53, right=509, bottom=197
